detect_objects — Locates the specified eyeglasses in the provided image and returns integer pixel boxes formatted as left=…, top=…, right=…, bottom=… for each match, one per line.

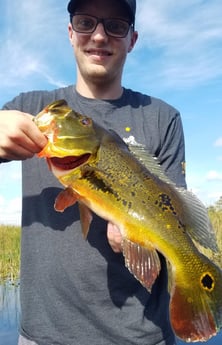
left=70, top=14, right=132, bottom=38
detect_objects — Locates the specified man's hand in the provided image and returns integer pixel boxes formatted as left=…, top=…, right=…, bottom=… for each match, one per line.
left=107, top=222, right=123, bottom=253
left=0, top=110, right=47, bottom=160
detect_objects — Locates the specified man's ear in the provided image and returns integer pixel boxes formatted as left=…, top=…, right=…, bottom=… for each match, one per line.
left=68, top=23, right=74, bottom=46
left=128, top=30, right=138, bottom=53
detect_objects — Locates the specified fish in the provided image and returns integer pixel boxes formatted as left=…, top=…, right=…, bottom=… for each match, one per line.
left=34, top=100, right=222, bottom=342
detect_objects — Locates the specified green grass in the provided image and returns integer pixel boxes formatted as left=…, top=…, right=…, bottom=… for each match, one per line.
left=207, top=208, right=222, bottom=267
left=0, top=203, right=221, bottom=283
left=0, top=225, right=21, bottom=283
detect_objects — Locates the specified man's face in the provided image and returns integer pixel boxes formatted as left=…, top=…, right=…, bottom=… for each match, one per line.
left=68, top=0, right=138, bottom=86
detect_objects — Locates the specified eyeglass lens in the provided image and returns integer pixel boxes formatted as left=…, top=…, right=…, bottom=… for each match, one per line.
left=71, top=14, right=131, bottom=38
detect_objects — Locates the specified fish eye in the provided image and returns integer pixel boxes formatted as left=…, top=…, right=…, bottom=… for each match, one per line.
left=81, top=117, right=91, bottom=126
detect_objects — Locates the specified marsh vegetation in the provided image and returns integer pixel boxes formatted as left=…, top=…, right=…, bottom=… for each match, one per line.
left=0, top=225, right=21, bottom=284
left=0, top=201, right=222, bottom=282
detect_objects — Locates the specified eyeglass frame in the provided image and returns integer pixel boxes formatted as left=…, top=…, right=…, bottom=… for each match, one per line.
left=70, top=13, right=134, bottom=38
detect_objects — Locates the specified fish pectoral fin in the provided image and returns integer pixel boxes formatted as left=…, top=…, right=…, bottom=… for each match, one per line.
left=78, top=202, right=93, bottom=239
left=122, top=238, right=161, bottom=291
left=54, top=187, right=79, bottom=212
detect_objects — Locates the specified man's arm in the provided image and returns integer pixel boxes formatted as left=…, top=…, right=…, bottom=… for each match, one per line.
left=158, top=112, right=187, bottom=189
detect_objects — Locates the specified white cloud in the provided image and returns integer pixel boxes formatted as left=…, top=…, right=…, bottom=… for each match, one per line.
left=1, top=0, right=221, bottom=99
left=214, top=138, right=222, bottom=147
left=0, top=0, right=70, bottom=102
left=206, top=170, right=222, bottom=181
left=0, top=162, right=21, bottom=183
left=207, top=191, right=222, bottom=200
left=186, top=168, right=222, bottom=206
left=0, top=162, right=22, bottom=225
left=188, top=183, right=222, bottom=207
left=0, top=196, right=22, bottom=225
left=134, top=0, right=222, bottom=88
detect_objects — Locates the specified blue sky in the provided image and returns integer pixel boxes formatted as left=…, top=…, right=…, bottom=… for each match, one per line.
left=0, top=0, right=222, bottom=225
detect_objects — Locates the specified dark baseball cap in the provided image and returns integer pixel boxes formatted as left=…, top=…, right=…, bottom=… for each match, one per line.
left=67, top=0, right=136, bottom=24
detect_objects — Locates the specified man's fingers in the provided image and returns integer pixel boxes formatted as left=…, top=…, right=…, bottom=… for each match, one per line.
left=107, top=222, right=123, bottom=253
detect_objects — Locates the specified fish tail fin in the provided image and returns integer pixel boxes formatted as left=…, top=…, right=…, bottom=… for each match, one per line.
left=169, top=260, right=222, bottom=342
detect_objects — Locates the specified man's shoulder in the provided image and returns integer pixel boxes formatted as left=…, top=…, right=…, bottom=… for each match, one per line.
left=122, top=88, right=180, bottom=125
left=123, top=88, right=179, bottom=114
left=3, top=85, right=73, bottom=114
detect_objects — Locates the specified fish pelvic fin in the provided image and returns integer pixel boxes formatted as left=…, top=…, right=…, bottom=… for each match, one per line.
left=54, top=189, right=93, bottom=239
left=170, top=260, right=222, bottom=342
left=122, top=238, right=161, bottom=291
left=54, top=187, right=79, bottom=212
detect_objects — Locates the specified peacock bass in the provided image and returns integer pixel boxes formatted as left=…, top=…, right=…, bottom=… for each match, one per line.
left=34, top=100, right=222, bottom=342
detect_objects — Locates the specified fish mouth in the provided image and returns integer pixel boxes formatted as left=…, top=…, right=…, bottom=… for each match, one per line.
left=49, top=154, right=91, bottom=171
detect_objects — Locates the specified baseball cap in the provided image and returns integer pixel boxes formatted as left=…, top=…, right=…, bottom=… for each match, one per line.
left=67, top=0, right=136, bottom=24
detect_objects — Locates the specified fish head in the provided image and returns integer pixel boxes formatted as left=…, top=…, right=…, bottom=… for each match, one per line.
left=34, top=100, right=100, bottom=175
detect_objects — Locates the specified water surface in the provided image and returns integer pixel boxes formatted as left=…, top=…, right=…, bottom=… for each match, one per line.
left=0, top=282, right=20, bottom=345
left=0, top=283, right=222, bottom=345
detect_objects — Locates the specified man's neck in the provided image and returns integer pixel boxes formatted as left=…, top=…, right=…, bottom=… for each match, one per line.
left=76, top=76, right=123, bottom=100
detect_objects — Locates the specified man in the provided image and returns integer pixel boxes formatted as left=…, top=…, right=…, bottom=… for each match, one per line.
left=0, top=0, right=186, bottom=344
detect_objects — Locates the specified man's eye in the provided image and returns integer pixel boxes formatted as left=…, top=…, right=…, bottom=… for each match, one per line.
left=78, top=19, right=94, bottom=29
left=106, top=20, right=127, bottom=34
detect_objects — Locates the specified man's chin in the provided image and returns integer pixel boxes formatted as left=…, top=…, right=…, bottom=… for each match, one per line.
left=85, top=66, right=112, bottom=83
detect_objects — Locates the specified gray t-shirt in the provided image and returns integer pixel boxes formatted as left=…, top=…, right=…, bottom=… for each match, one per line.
left=2, top=86, right=186, bottom=345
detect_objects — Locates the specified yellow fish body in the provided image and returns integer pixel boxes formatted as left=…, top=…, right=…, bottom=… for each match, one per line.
left=34, top=100, right=222, bottom=342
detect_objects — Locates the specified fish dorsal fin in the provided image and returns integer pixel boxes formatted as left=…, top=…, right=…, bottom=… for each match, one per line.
left=54, top=187, right=79, bottom=212
left=78, top=202, right=93, bottom=239
left=127, top=143, right=172, bottom=184
left=122, top=238, right=161, bottom=291
left=177, top=188, right=218, bottom=252
left=127, top=144, right=218, bottom=253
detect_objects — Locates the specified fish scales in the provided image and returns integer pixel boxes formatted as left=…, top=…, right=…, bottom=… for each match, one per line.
left=61, top=137, right=187, bottom=255
left=34, top=100, right=222, bottom=343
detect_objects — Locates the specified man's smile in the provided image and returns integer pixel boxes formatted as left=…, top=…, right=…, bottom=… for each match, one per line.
left=86, top=48, right=112, bottom=57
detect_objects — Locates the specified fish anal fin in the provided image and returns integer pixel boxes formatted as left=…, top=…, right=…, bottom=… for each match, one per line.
left=54, top=187, right=79, bottom=212
left=122, top=238, right=161, bottom=291
left=78, top=202, right=93, bottom=239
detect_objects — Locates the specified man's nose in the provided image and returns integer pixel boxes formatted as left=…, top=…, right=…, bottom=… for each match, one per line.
left=91, top=22, right=108, bottom=41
